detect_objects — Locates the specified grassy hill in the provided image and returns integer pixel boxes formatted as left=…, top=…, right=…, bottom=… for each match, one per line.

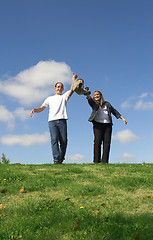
left=0, top=163, right=153, bottom=240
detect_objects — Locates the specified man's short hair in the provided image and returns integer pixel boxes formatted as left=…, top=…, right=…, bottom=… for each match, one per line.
left=55, top=82, right=64, bottom=88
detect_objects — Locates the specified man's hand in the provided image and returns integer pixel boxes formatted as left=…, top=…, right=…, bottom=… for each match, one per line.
left=73, top=73, right=78, bottom=79
left=30, top=106, right=46, bottom=117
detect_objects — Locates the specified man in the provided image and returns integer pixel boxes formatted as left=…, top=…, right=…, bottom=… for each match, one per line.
left=30, top=73, right=77, bottom=164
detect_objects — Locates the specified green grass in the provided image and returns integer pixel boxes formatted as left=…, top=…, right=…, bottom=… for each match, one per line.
left=0, top=163, right=153, bottom=240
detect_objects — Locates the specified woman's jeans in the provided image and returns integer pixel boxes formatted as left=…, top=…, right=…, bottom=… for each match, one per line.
left=93, top=121, right=112, bottom=163
left=48, top=119, right=67, bottom=163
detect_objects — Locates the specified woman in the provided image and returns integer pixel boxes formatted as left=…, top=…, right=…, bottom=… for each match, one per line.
left=86, top=91, right=127, bottom=163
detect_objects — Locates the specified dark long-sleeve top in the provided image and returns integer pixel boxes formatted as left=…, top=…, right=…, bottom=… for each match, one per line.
left=87, top=97, right=121, bottom=125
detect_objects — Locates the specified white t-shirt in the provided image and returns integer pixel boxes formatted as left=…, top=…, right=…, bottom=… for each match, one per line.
left=94, top=105, right=110, bottom=123
left=42, top=91, right=70, bottom=121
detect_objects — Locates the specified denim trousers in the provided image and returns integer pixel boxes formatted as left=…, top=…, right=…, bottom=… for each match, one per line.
left=48, top=119, right=67, bottom=163
left=93, top=121, right=112, bottom=163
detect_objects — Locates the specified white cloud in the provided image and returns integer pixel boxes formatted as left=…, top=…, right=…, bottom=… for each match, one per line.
left=0, top=132, right=50, bottom=146
left=119, top=152, right=136, bottom=161
left=134, top=100, right=153, bottom=110
left=0, top=60, right=72, bottom=106
left=112, top=129, right=138, bottom=144
left=0, top=105, right=31, bottom=130
left=115, top=152, right=136, bottom=163
left=0, top=105, right=15, bottom=130
left=121, top=92, right=153, bottom=111
left=14, top=107, right=30, bottom=121
left=121, top=96, right=135, bottom=110
left=121, top=100, right=131, bottom=109
left=67, top=154, right=86, bottom=161
left=139, top=92, right=148, bottom=98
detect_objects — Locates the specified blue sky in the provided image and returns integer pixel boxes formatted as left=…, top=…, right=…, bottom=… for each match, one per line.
left=0, top=0, right=153, bottom=164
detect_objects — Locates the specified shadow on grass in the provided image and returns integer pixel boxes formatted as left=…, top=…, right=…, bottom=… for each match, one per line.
left=1, top=201, right=152, bottom=240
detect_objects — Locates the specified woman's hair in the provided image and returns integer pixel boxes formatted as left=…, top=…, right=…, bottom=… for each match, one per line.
left=93, top=90, right=105, bottom=107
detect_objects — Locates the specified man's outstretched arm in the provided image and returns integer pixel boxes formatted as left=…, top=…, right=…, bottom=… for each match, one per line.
left=68, top=73, right=78, bottom=99
left=30, top=106, right=46, bottom=117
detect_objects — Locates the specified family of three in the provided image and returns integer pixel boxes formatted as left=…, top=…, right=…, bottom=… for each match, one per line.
left=30, top=73, right=127, bottom=164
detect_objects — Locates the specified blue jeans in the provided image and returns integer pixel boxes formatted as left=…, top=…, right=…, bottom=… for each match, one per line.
left=48, top=119, right=67, bottom=163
